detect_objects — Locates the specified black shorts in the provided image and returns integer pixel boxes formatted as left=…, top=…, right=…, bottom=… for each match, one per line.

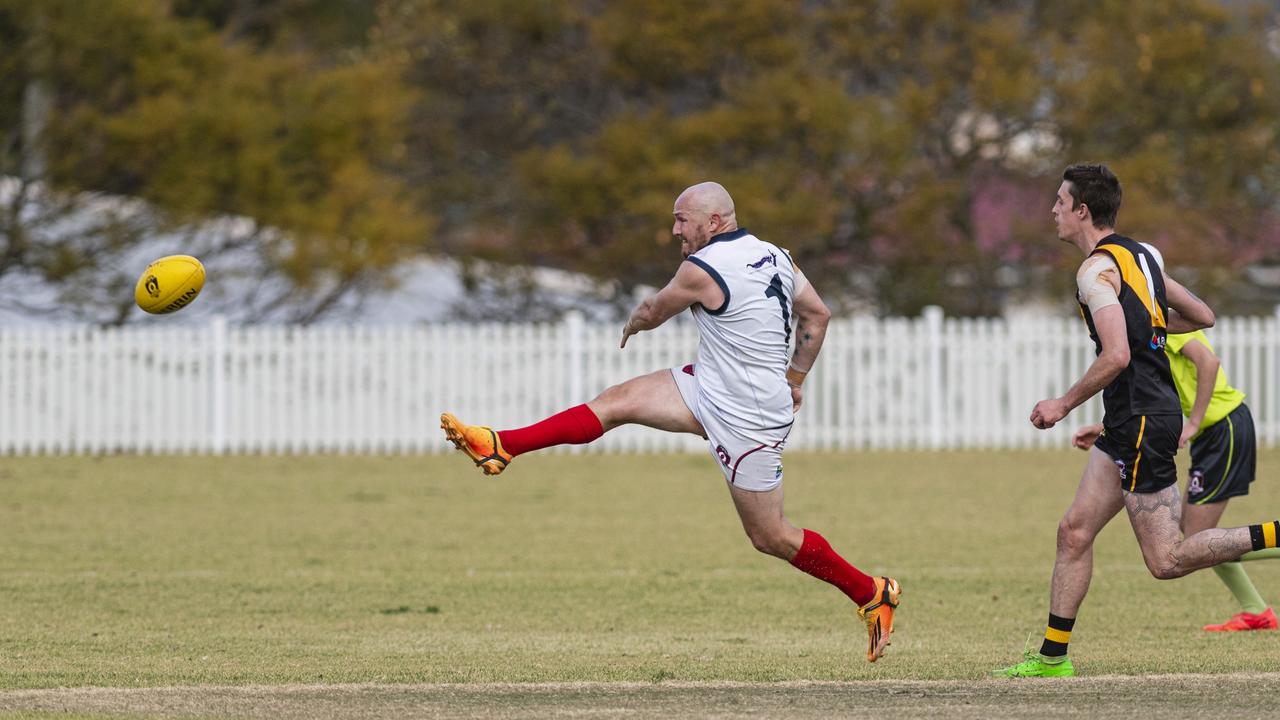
left=1187, top=403, right=1257, bottom=505
left=1094, top=413, right=1180, bottom=494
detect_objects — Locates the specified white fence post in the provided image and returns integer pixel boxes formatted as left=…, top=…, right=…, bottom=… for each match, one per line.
left=565, top=310, right=585, bottom=453
left=1271, top=304, right=1280, bottom=446
left=6, top=311, right=1280, bottom=455
left=923, top=305, right=944, bottom=450
left=209, top=315, right=228, bottom=455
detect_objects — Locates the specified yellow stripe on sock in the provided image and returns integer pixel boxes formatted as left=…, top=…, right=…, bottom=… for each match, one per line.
left=1264, top=522, right=1277, bottom=549
left=1045, top=627, right=1072, bottom=644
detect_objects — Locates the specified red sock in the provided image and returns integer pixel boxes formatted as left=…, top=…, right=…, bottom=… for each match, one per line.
left=789, top=529, right=876, bottom=606
left=498, top=404, right=604, bottom=457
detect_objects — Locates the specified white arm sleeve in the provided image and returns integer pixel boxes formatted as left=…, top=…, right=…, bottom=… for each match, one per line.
left=1077, top=254, right=1120, bottom=314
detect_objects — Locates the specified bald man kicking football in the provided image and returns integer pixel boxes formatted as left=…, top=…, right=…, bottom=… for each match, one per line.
left=441, top=181, right=902, bottom=663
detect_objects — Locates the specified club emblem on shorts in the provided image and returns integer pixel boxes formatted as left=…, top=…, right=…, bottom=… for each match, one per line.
left=775, top=465, right=783, bottom=480
left=1113, top=458, right=1127, bottom=481
left=1189, top=469, right=1204, bottom=495
left=1149, top=333, right=1167, bottom=351
left=715, top=444, right=731, bottom=467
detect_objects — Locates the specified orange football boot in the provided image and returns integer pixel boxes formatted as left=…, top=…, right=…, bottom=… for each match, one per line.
left=1203, top=607, right=1278, bottom=632
left=858, top=576, right=902, bottom=662
left=440, top=413, right=512, bottom=476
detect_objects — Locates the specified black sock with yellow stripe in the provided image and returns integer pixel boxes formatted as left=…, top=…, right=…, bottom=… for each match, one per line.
left=1249, top=521, right=1280, bottom=551
left=1039, top=613, right=1074, bottom=659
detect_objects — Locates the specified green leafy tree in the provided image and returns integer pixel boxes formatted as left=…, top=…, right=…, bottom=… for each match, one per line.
left=4, top=0, right=1277, bottom=321
left=0, top=0, right=430, bottom=323
left=1038, top=0, right=1280, bottom=312
left=500, top=0, right=1279, bottom=315
left=509, top=1, right=1058, bottom=315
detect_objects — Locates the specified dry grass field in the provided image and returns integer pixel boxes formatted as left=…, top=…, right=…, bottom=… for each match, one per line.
left=1, top=450, right=1278, bottom=717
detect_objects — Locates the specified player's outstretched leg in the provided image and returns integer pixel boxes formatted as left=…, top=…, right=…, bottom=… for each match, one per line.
left=440, top=404, right=602, bottom=476
left=440, top=413, right=517, bottom=475
left=441, top=370, right=699, bottom=476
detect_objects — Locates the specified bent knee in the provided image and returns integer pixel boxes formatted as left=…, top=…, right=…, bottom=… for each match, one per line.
left=592, top=382, right=630, bottom=407
left=1056, top=517, right=1096, bottom=555
left=746, top=530, right=792, bottom=559
left=1146, top=561, right=1188, bottom=580
left=589, top=382, right=636, bottom=424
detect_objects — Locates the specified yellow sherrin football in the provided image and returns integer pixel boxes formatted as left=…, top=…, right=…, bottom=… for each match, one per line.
left=135, top=255, right=206, bottom=314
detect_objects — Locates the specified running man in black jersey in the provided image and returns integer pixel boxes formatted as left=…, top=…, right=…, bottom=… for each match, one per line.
left=993, top=163, right=1280, bottom=677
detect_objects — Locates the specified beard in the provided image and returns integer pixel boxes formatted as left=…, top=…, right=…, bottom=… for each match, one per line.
left=677, top=231, right=705, bottom=258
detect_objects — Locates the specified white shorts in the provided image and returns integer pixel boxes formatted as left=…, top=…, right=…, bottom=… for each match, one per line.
left=670, top=363, right=792, bottom=492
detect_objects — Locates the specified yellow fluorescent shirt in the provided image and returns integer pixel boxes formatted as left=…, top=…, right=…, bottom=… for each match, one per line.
left=1165, top=330, right=1246, bottom=430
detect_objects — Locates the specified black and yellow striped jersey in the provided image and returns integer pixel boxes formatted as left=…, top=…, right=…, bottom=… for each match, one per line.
left=1077, top=234, right=1181, bottom=423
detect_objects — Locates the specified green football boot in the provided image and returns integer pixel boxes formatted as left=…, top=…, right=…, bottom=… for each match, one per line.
left=992, top=648, right=1075, bottom=678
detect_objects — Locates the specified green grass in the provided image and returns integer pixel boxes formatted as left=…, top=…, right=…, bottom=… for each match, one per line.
left=1, top=450, right=1279, bottom=689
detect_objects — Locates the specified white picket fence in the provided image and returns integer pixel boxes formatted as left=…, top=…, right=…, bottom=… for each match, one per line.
left=2, top=308, right=1279, bottom=455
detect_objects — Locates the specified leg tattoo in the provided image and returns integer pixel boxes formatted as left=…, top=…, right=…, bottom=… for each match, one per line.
left=1125, top=486, right=1252, bottom=578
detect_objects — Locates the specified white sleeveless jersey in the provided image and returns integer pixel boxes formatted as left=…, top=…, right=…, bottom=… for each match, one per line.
left=685, top=228, right=799, bottom=431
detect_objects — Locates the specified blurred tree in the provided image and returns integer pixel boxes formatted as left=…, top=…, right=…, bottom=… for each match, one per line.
left=3, top=0, right=1277, bottom=321
left=371, top=0, right=598, bottom=242
left=367, top=0, right=630, bottom=317
left=171, top=0, right=378, bottom=51
left=1037, top=0, right=1280, bottom=313
left=498, top=0, right=1279, bottom=316
left=0, top=0, right=429, bottom=324
left=805, top=1, right=1060, bottom=315
left=510, top=0, right=831, bottom=305
left=507, top=1, right=1062, bottom=316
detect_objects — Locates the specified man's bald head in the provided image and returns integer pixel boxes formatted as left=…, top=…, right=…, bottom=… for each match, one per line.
left=676, top=182, right=736, bottom=220
left=672, top=182, right=738, bottom=257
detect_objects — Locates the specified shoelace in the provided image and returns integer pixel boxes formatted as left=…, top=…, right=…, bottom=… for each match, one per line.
left=1020, top=631, right=1037, bottom=657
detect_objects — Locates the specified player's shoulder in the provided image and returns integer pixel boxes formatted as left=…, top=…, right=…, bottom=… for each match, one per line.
left=1077, top=250, right=1118, bottom=277
left=694, top=229, right=774, bottom=264
left=696, top=228, right=759, bottom=251
left=1088, top=234, right=1156, bottom=270
left=692, top=230, right=801, bottom=281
